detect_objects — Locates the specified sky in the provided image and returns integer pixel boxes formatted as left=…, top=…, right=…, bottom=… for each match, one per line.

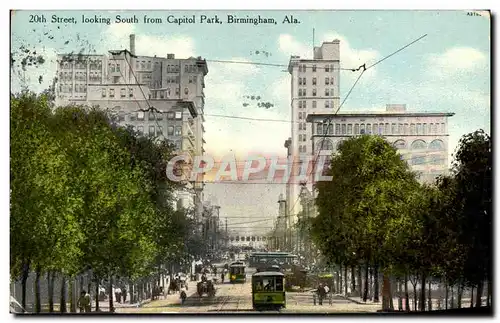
left=10, top=9, right=491, bottom=235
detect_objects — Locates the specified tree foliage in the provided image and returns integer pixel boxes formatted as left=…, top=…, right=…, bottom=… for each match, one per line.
left=10, top=93, right=202, bottom=310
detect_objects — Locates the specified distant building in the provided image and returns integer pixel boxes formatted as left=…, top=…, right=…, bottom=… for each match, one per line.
left=306, top=103, right=455, bottom=186
left=54, top=34, right=208, bottom=220
left=285, top=40, right=341, bottom=226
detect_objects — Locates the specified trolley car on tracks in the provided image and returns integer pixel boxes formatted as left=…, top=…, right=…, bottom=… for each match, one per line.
left=229, top=262, right=246, bottom=284
left=251, top=271, right=286, bottom=311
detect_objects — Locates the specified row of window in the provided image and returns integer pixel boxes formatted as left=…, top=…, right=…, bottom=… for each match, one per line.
left=113, top=108, right=183, bottom=122
left=315, top=138, right=445, bottom=153
left=298, top=77, right=335, bottom=86
left=102, top=88, right=133, bottom=98
left=60, top=60, right=102, bottom=70
left=298, top=64, right=336, bottom=73
left=59, top=84, right=87, bottom=93
left=151, top=87, right=190, bottom=99
left=133, top=124, right=182, bottom=137
left=231, top=236, right=267, bottom=242
left=315, top=122, right=446, bottom=136
left=297, top=88, right=335, bottom=97
left=298, top=122, right=307, bottom=131
left=136, top=60, right=153, bottom=70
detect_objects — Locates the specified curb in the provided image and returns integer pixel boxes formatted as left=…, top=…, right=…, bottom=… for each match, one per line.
left=336, top=294, right=373, bottom=305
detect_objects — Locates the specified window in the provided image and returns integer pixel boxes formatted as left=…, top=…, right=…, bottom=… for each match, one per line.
left=404, top=123, right=409, bottom=134
left=175, top=87, right=180, bottom=96
left=109, top=89, right=115, bottom=98
left=298, top=101, right=303, bottom=109
left=330, top=88, right=334, bottom=96
left=393, top=140, right=406, bottom=149
left=137, top=111, right=145, bottom=120
left=303, top=123, right=306, bottom=131
left=160, top=91, right=164, bottom=99
left=385, top=123, right=390, bottom=134
left=335, top=124, right=340, bottom=135
left=175, top=126, right=182, bottom=136
left=323, top=124, right=328, bottom=135
left=341, top=124, right=346, bottom=135
left=378, top=124, right=384, bottom=134
left=302, top=77, right=306, bottom=85
left=312, top=65, right=317, bottom=72
left=325, top=101, right=330, bottom=109
left=347, top=124, right=353, bottom=135
left=431, top=155, right=443, bottom=165
left=298, top=112, right=303, bottom=120
left=113, top=76, right=120, bottom=84
left=149, top=126, right=155, bottom=136
left=354, top=124, right=360, bottom=134
left=129, top=88, right=133, bottom=98
left=398, top=123, right=403, bottom=135
left=429, top=140, right=444, bottom=150
left=175, top=112, right=182, bottom=120
left=298, top=78, right=302, bottom=86
left=184, top=87, right=189, bottom=95
left=325, top=65, right=330, bottom=72
left=312, top=101, right=317, bottom=108
left=316, top=139, right=334, bottom=151
left=417, top=123, right=422, bottom=135
left=302, top=134, right=306, bottom=142
left=299, top=123, right=302, bottom=130
left=325, top=89, right=330, bottom=96
left=157, top=126, right=163, bottom=136
left=412, top=155, right=426, bottom=165
left=137, top=126, right=144, bottom=135
left=330, top=77, right=334, bottom=85
left=167, top=112, right=175, bottom=120
left=116, top=64, right=120, bottom=72
left=167, top=126, right=174, bottom=136
left=312, top=89, right=317, bottom=96
left=410, top=123, right=416, bottom=135
left=299, top=134, right=302, bottom=142
left=101, top=88, right=106, bottom=98
left=392, top=123, right=397, bottom=134
left=366, top=123, right=371, bottom=134
left=120, top=88, right=126, bottom=98
left=423, top=123, right=427, bottom=134
left=149, top=111, right=155, bottom=121
left=303, top=101, right=307, bottom=109
left=411, top=140, right=427, bottom=150
left=441, top=123, right=445, bottom=133
left=298, top=145, right=303, bottom=153
left=360, top=123, right=366, bottom=134
left=312, top=77, right=317, bottom=85
left=325, top=77, right=330, bottom=85
left=327, top=124, right=333, bottom=134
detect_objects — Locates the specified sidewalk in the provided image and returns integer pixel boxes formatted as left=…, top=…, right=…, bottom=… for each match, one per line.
left=116, top=279, right=200, bottom=313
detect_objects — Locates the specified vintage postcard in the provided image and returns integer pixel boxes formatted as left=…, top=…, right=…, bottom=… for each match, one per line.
left=10, top=9, right=491, bottom=315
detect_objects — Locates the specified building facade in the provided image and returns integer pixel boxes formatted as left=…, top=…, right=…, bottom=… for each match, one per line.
left=54, top=34, right=208, bottom=219
left=285, top=40, right=341, bottom=225
left=306, top=104, right=455, bottom=186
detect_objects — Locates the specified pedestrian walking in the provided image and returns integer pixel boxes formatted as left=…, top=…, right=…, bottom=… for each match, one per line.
left=78, top=290, right=91, bottom=313
left=180, top=289, right=187, bottom=305
left=317, top=283, right=326, bottom=305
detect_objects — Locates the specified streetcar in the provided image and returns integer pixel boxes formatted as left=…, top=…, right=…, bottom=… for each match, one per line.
left=229, top=262, right=246, bottom=284
left=251, top=271, right=286, bottom=311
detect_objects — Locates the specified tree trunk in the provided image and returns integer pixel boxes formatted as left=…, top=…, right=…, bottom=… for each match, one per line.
left=411, top=280, right=417, bottom=311
left=427, top=279, right=432, bottom=311
left=404, top=274, right=410, bottom=311
left=95, top=276, right=100, bottom=312
left=69, top=278, right=75, bottom=312
left=373, top=265, right=379, bottom=302
left=35, top=268, right=41, bottom=313
left=363, top=263, right=369, bottom=302
left=470, top=286, right=474, bottom=308
left=351, top=266, right=356, bottom=295
left=108, top=276, right=114, bottom=312
left=344, top=266, right=348, bottom=295
left=445, top=280, right=448, bottom=310
left=339, top=266, right=343, bottom=294
left=381, top=271, right=392, bottom=311
left=357, top=265, right=362, bottom=297
left=21, top=260, right=30, bottom=312
left=487, top=279, right=492, bottom=307
left=457, top=283, right=463, bottom=309
left=47, top=271, right=54, bottom=313
left=475, top=281, right=484, bottom=308
left=60, top=275, right=67, bottom=313
left=419, top=274, right=426, bottom=311
left=336, top=269, right=340, bottom=293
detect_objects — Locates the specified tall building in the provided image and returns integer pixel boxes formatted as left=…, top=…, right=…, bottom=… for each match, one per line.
left=285, top=40, right=341, bottom=224
left=306, top=103, right=455, bottom=187
left=54, top=34, right=208, bottom=220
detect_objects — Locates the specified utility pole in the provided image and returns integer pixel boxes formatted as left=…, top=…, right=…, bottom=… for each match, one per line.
left=225, top=218, right=228, bottom=248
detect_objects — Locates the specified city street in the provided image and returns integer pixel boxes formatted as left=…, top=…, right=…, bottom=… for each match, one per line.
left=117, top=270, right=380, bottom=314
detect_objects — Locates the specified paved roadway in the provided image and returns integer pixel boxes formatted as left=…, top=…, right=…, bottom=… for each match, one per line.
left=117, top=265, right=380, bottom=314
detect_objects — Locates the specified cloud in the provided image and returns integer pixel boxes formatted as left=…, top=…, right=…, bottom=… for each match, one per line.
left=278, top=34, right=311, bottom=58
left=427, top=47, right=488, bottom=77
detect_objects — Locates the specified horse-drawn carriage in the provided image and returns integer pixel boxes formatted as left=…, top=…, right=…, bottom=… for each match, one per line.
left=197, top=280, right=216, bottom=298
